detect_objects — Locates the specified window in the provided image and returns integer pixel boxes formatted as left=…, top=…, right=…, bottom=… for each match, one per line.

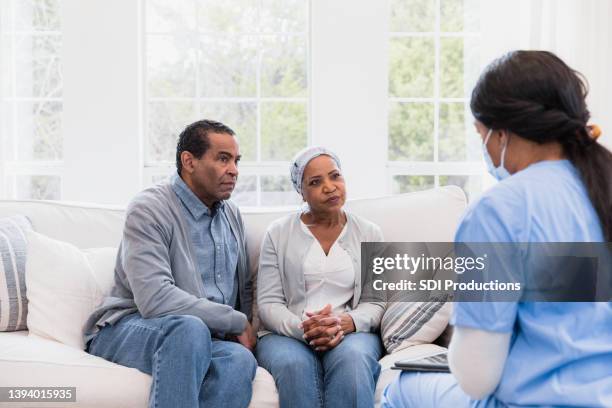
left=0, top=1, right=493, bottom=207
left=144, top=0, right=309, bottom=207
left=0, top=0, right=63, bottom=200
left=388, top=0, right=483, bottom=200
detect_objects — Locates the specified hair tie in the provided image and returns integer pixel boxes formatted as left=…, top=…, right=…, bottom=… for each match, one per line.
left=587, top=124, right=602, bottom=140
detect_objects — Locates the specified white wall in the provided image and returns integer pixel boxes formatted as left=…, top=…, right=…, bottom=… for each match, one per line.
left=310, top=0, right=390, bottom=200
left=60, top=0, right=143, bottom=205
left=575, top=0, right=612, bottom=150
left=481, top=0, right=612, bottom=149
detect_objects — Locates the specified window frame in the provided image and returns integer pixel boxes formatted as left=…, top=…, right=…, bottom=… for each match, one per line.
left=0, top=0, right=64, bottom=200
left=0, top=0, right=490, bottom=206
left=387, top=0, right=485, bottom=198
left=141, top=0, right=312, bottom=208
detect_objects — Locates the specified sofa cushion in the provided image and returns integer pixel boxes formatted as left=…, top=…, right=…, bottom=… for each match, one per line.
left=0, top=330, right=150, bottom=408
left=25, top=230, right=117, bottom=349
left=0, top=215, right=32, bottom=331
left=0, top=331, right=278, bottom=408
left=0, top=200, right=126, bottom=250
left=0, top=187, right=467, bottom=250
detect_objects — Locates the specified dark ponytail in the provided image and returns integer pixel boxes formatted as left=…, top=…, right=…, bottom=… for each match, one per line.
left=560, top=128, right=612, bottom=241
left=471, top=50, right=612, bottom=241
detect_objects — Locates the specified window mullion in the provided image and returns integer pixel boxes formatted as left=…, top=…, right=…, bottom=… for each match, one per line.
left=11, top=2, right=17, bottom=165
left=433, top=0, right=442, bottom=187
left=256, top=11, right=262, bottom=164
left=142, top=1, right=310, bottom=207
left=194, top=1, right=201, bottom=120
left=141, top=0, right=150, bottom=187
left=256, top=0, right=262, bottom=206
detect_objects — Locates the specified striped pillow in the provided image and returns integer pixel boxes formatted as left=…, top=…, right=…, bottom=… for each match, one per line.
left=381, top=295, right=452, bottom=354
left=0, top=215, right=32, bottom=331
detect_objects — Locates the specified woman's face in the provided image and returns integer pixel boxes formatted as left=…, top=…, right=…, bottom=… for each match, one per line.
left=301, top=155, right=346, bottom=213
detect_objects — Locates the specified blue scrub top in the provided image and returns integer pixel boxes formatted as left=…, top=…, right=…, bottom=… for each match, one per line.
left=452, top=160, right=612, bottom=407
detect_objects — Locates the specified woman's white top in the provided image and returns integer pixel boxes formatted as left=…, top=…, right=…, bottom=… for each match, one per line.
left=300, top=221, right=354, bottom=316
left=257, top=211, right=385, bottom=340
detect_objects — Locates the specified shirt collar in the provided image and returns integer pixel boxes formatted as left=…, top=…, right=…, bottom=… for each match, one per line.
left=171, top=173, right=224, bottom=220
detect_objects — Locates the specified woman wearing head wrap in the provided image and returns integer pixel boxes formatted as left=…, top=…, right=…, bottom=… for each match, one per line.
left=255, top=147, right=385, bottom=408
left=381, top=51, right=612, bottom=407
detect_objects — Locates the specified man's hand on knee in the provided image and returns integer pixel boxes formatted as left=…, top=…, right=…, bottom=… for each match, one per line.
left=236, top=321, right=257, bottom=351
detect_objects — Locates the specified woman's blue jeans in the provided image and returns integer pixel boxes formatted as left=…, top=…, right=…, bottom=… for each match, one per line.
left=255, top=332, right=383, bottom=408
left=87, top=313, right=257, bottom=408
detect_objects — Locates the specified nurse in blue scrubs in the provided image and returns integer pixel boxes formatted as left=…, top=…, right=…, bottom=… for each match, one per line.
left=382, top=51, right=612, bottom=407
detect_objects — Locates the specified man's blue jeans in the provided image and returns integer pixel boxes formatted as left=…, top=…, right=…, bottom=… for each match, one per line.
left=87, top=313, right=257, bottom=408
left=255, top=332, right=383, bottom=408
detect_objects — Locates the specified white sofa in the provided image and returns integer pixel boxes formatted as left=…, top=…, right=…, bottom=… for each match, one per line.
left=0, top=186, right=467, bottom=408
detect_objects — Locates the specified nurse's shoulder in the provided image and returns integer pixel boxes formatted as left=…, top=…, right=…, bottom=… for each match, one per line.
left=455, top=178, right=526, bottom=243
left=456, top=160, right=575, bottom=243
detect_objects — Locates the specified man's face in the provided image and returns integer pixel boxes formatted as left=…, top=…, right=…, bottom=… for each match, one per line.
left=184, top=132, right=240, bottom=207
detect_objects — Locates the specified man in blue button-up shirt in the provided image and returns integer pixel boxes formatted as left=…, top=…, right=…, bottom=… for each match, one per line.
left=172, top=172, right=239, bottom=308
left=86, top=120, right=257, bottom=408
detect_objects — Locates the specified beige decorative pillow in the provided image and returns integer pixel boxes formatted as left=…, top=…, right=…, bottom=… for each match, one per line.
left=25, top=230, right=117, bottom=349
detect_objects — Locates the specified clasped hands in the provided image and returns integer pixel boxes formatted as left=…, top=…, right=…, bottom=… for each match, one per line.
left=299, top=304, right=356, bottom=352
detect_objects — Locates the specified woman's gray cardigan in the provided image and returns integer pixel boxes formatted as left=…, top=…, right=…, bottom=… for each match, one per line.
left=257, top=211, right=385, bottom=341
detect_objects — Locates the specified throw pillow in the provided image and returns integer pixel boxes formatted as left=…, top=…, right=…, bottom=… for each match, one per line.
left=0, top=215, right=32, bottom=331
left=381, top=297, right=452, bottom=353
left=25, top=230, right=117, bottom=349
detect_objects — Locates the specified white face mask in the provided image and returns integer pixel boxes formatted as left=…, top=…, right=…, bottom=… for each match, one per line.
left=482, top=128, right=511, bottom=181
